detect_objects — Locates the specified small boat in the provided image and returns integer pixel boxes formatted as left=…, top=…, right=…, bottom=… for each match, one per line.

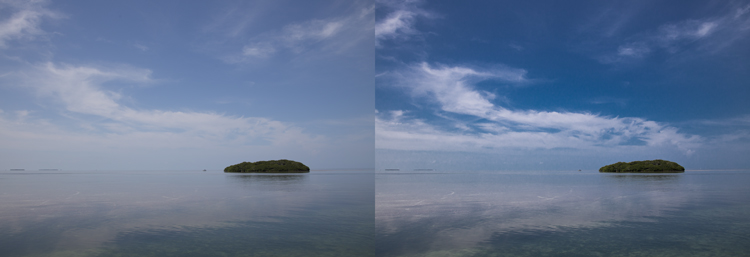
left=202, top=169, right=207, bottom=171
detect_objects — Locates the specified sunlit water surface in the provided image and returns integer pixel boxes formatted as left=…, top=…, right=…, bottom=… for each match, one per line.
left=0, top=170, right=374, bottom=257
left=376, top=170, right=750, bottom=257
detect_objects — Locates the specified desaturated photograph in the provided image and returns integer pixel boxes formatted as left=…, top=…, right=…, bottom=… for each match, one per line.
left=0, top=0, right=374, bottom=256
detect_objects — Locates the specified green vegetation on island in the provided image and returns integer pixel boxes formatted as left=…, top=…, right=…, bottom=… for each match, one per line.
left=599, top=159, right=685, bottom=173
left=224, top=159, right=310, bottom=173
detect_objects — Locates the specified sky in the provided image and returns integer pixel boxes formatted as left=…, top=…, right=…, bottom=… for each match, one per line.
left=0, top=0, right=374, bottom=170
left=2, top=1, right=749, bottom=172
left=375, top=0, right=750, bottom=171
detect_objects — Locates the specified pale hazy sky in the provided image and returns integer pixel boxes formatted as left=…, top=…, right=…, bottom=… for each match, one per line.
left=0, top=0, right=374, bottom=170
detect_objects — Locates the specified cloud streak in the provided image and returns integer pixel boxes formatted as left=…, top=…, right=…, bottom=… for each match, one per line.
left=228, top=5, right=374, bottom=62
left=0, top=0, right=60, bottom=48
left=4, top=62, right=321, bottom=149
left=377, top=63, right=700, bottom=155
left=375, top=0, right=433, bottom=46
left=600, top=3, right=750, bottom=63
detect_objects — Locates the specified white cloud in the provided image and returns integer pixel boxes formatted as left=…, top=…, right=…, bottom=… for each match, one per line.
left=604, top=3, right=750, bottom=62
left=241, top=42, right=275, bottom=58
left=375, top=0, right=433, bottom=46
left=0, top=0, right=60, bottom=48
left=283, top=20, right=344, bottom=43
left=735, top=4, right=750, bottom=19
left=230, top=5, right=373, bottom=62
left=278, top=19, right=345, bottom=52
left=617, top=42, right=650, bottom=57
left=657, top=20, right=719, bottom=43
left=23, top=63, right=150, bottom=117
left=377, top=63, right=701, bottom=155
left=0, top=62, right=359, bottom=169
left=4, top=62, right=322, bottom=149
left=133, top=43, right=149, bottom=51
left=376, top=10, right=418, bottom=41
left=391, top=62, right=526, bottom=116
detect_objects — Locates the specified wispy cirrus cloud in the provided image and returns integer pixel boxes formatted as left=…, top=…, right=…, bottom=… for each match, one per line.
left=0, top=0, right=61, bottom=48
left=390, top=62, right=527, bottom=116
left=600, top=3, right=750, bottom=63
left=375, top=0, right=434, bottom=46
left=3, top=62, right=322, bottom=149
left=226, top=5, right=373, bottom=63
left=377, top=63, right=701, bottom=155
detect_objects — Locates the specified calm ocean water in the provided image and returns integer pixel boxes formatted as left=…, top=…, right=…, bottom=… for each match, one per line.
left=376, top=170, right=750, bottom=257
left=5, top=169, right=749, bottom=256
left=0, top=170, right=374, bottom=257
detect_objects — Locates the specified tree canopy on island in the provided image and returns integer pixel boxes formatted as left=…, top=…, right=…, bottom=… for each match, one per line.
left=224, top=159, right=310, bottom=173
left=599, top=159, right=685, bottom=173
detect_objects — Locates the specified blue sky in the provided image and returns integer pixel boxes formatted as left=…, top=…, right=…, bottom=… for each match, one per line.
left=0, top=0, right=374, bottom=170
left=375, top=0, right=750, bottom=171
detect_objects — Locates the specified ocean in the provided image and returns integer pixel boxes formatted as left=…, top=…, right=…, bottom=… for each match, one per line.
left=376, top=170, right=750, bottom=257
left=5, top=169, right=748, bottom=256
left=0, top=170, right=374, bottom=257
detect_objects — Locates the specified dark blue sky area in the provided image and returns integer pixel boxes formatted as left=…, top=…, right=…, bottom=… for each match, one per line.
left=379, top=0, right=749, bottom=122
left=376, top=0, right=750, bottom=170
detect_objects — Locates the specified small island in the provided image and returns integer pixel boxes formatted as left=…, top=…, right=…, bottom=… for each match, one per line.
left=224, top=159, right=310, bottom=173
left=599, top=159, right=685, bottom=173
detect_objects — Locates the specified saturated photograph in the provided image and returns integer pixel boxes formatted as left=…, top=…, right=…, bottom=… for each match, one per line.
left=376, top=0, right=750, bottom=256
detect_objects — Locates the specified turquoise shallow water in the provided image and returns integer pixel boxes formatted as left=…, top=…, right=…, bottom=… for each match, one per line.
left=0, top=170, right=374, bottom=257
left=376, top=170, right=750, bottom=257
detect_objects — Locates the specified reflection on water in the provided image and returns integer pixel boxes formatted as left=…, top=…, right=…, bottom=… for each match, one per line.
left=0, top=170, right=374, bottom=257
left=227, top=174, right=308, bottom=188
left=227, top=174, right=309, bottom=191
left=602, top=174, right=683, bottom=185
left=230, top=174, right=308, bottom=182
left=97, top=214, right=372, bottom=257
left=606, top=173, right=682, bottom=182
left=376, top=170, right=750, bottom=257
